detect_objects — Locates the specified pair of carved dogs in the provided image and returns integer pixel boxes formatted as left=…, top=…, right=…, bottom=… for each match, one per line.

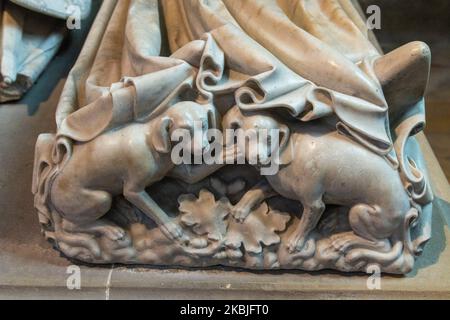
left=48, top=41, right=430, bottom=254
left=50, top=100, right=410, bottom=255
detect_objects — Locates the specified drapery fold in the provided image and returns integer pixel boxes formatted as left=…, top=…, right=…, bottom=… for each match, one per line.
left=57, top=0, right=397, bottom=155
left=58, top=0, right=201, bottom=141
left=277, top=0, right=379, bottom=62
left=221, top=0, right=384, bottom=105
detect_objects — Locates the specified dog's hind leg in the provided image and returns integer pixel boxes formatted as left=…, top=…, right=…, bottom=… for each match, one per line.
left=55, top=188, right=125, bottom=241
left=330, top=204, right=398, bottom=257
left=337, top=205, right=412, bottom=270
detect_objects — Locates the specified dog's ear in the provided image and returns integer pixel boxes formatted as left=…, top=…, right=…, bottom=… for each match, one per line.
left=207, top=105, right=220, bottom=130
left=227, top=111, right=243, bottom=130
left=222, top=107, right=241, bottom=130
left=279, top=124, right=290, bottom=150
left=151, top=117, right=173, bottom=153
left=223, top=111, right=242, bottom=147
left=204, top=103, right=221, bottom=130
left=277, top=123, right=293, bottom=166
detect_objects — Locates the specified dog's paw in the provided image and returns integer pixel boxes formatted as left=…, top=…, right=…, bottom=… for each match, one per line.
left=287, top=235, right=306, bottom=254
left=232, top=208, right=250, bottom=223
left=189, top=237, right=209, bottom=249
left=232, top=192, right=261, bottom=223
left=102, top=225, right=126, bottom=241
left=232, top=205, right=251, bottom=223
left=330, top=234, right=354, bottom=254
left=161, top=221, right=188, bottom=244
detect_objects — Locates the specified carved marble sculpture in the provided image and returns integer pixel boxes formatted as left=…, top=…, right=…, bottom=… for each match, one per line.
left=32, top=0, right=434, bottom=274
left=0, top=0, right=91, bottom=102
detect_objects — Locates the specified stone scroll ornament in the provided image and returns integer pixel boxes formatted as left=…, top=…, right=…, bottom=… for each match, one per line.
left=0, top=0, right=91, bottom=102
left=32, top=0, right=434, bottom=274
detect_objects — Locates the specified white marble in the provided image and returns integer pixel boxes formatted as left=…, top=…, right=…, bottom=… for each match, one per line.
left=31, top=0, right=433, bottom=274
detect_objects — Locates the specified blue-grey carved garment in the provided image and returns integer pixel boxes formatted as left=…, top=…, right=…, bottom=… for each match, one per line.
left=0, top=0, right=91, bottom=102
left=9, top=0, right=91, bottom=19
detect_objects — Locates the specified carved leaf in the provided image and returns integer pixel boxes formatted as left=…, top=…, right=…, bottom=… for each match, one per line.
left=226, top=202, right=291, bottom=254
left=178, top=189, right=230, bottom=241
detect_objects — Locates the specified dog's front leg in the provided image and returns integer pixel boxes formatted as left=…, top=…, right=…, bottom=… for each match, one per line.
left=232, top=179, right=277, bottom=223
left=287, top=199, right=325, bottom=253
left=124, top=189, right=188, bottom=244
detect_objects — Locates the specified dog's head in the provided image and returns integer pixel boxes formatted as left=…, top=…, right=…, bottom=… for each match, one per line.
left=151, top=101, right=219, bottom=155
left=222, top=106, right=290, bottom=165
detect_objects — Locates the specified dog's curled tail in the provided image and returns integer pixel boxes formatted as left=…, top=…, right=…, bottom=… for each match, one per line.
left=394, top=112, right=433, bottom=205
left=393, top=112, right=434, bottom=259
left=32, top=134, right=72, bottom=228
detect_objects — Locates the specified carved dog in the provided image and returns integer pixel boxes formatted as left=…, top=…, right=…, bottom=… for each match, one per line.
left=222, top=106, right=412, bottom=254
left=50, top=101, right=222, bottom=243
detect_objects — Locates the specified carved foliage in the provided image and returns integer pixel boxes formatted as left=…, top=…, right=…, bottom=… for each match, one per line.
left=178, top=190, right=291, bottom=257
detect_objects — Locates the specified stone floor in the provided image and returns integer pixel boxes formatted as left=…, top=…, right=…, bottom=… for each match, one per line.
left=0, top=1, right=449, bottom=299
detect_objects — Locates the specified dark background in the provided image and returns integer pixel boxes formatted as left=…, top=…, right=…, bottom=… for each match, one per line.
left=360, top=0, right=450, bottom=181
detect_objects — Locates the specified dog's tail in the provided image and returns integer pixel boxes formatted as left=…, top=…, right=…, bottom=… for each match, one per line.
left=32, top=134, right=56, bottom=226
left=32, top=134, right=72, bottom=228
left=393, top=113, right=434, bottom=256
left=394, top=114, right=433, bottom=206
